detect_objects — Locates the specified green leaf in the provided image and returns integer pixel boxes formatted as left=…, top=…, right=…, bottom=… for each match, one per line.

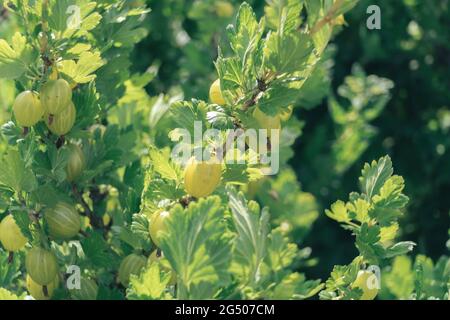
left=110, top=18, right=148, bottom=48
left=0, top=150, right=37, bottom=192
left=48, top=0, right=101, bottom=36
left=355, top=223, right=383, bottom=263
left=111, top=226, right=142, bottom=250
left=264, top=32, right=313, bottom=75
left=265, top=0, right=304, bottom=32
left=257, top=84, right=304, bottom=116
left=227, top=2, right=264, bottom=67
left=131, top=213, right=152, bottom=249
left=346, top=198, right=370, bottom=223
left=297, top=53, right=332, bottom=109
left=382, top=256, right=414, bottom=299
left=383, top=241, right=416, bottom=259
left=148, top=147, right=181, bottom=182
left=0, top=288, right=22, bottom=300
left=1, top=121, right=22, bottom=146
left=60, top=51, right=105, bottom=84
left=227, top=186, right=270, bottom=286
left=325, top=200, right=349, bottom=223
left=255, top=168, right=319, bottom=242
left=379, top=223, right=399, bottom=244
left=0, top=250, right=21, bottom=287
left=372, top=176, right=409, bottom=210
left=264, top=228, right=297, bottom=273
left=127, top=263, right=172, bottom=300
left=170, top=99, right=208, bottom=137
left=160, top=197, right=232, bottom=299
left=47, top=144, right=70, bottom=183
left=359, top=155, right=393, bottom=199
left=271, top=273, right=324, bottom=300
left=0, top=33, right=34, bottom=79
left=11, top=209, right=32, bottom=241
left=81, top=232, right=117, bottom=269
left=370, top=176, right=409, bottom=226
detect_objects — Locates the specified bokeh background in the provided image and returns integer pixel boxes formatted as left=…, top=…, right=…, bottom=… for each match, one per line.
left=1, top=0, right=449, bottom=282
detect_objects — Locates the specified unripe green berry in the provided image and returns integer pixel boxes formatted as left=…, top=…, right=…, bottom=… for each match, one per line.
left=41, top=79, right=72, bottom=115
left=25, top=247, right=58, bottom=286
left=13, top=91, right=44, bottom=127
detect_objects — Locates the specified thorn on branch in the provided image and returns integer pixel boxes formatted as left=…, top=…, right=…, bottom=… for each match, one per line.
left=7, top=252, right=14, bottom=264
left=72, top=184, right=104, bottom=230
left=179, top=196, right=194, bottom=208
left=257, top=78, right=268, bottom=92
left=43, top=285, right=48, bottom=297
left=79, top=230, right=89, bottom=238
left=56, top=135, right=65, bottom=149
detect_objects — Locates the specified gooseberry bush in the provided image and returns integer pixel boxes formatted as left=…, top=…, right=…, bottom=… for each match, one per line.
left=0, top=0, right=448, bottom=301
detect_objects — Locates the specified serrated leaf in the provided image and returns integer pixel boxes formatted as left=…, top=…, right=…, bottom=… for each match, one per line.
left=0, top=288, right=22, bottom=300
left=169, top=99, right=208, bottom=137
left=48, top=0, right=101, bottom=36
left=372, top=176, right=409, bottom=210
left=383, top=256, right=414, bottom=299
left=11, top=210, right=32, bottom=241
left=257, top=84, right=303, bottom=116
left=59, top=51, right=105, bottom=84
left=264, top=32, right=313, bottom=76
left=265, top=0, right=304, bottom=32
left=346, top=198, right=370, bottom=223
left=359, top=155, right=393, bottom=199
left=127, top=263, right=172, bottom=300
left=131, top=213, right=151, bottom=248
left=148, top=147, right=181, bottom=182
left=0, top=250, right=21, bottom=287
left=81, top=232, right=117, bottom=268
left=227, top=186, right=270, bottom=286
left=271, top=273, right=324, bottom=300
left=1, top=121, right=22, bottom=145
left=325, top=200, right=349, bottom=223
left=379, top=223, right=399, bottom=244
left=0, top=150, right=37, bottom=192
left=111, top=226, right=142, bottom=250
left=228, top=2, right=264, bottom=66
left=264, top=228, right=297, bottom=272
left=160, top=197, right=232, bottom=299
left=383, top=241, right=416, bottom=259
left=0, top=33, right=34, bottom=79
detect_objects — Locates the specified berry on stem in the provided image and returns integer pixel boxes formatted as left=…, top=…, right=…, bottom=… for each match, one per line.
left=253, top=107, right=281, bottom=138
left=352, top=270, right=379, bottom=300
left=184, top=156, right=222, bottom=198
left=149, top=210, right=170, bottom=248
left=13, top=91, right=44, bottom=127
left=25, top=247, right=58, bottom=286
left=209, top=79, right=226, bottom=105
left=0, top=215, right=28, bottom=252
left=66, top=144, right=85, bottom=182
left=44, top=202, right=81, bottom=240
left=26, top=274, right=59, bottom=300
left=117, top=254, right=147, bottom=286
left=40, top=79, right=72, bottom=115
left=47, top=101, right=76, bottom=136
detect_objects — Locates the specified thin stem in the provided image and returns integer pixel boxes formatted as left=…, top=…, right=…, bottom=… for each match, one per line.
left=310, top=0, right=344, bottom=35
left=71, top=184, right=104, bottom=230
left=18, top=195, right=51, bottom=250
left=7, top=252, right=14, bottom=264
